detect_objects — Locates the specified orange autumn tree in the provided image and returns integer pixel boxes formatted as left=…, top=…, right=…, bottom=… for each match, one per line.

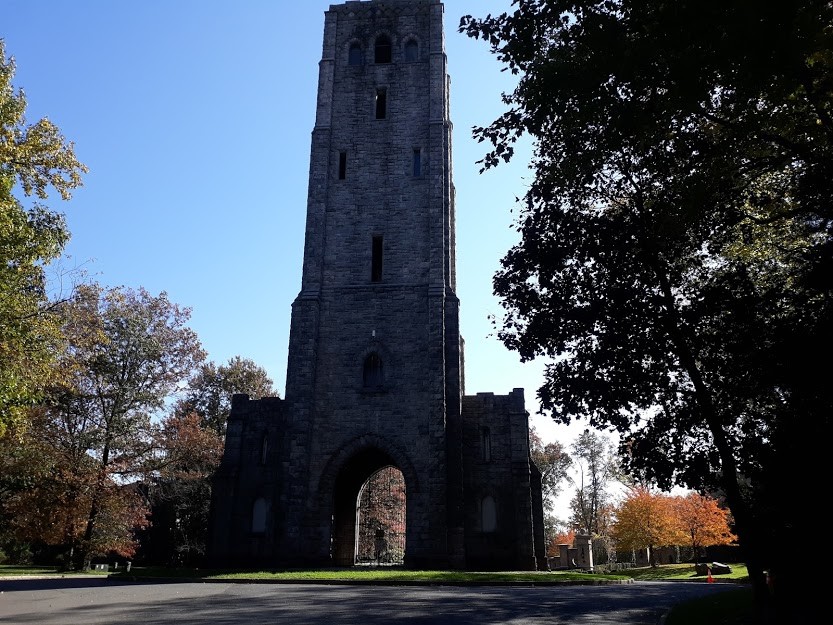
left=0, top=407, right=149, bottom=564
left=672, top=492, right=736, bottom=560
left=44, top=284, right=203, bottom=570
left=147, top=410, right=225, bottom=566
left=611, top=488, right=682, bottom=566
left=547, top=529, right=576, bottom=557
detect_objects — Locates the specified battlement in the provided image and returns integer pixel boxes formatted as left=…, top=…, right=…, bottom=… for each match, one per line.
left=463, top=388, right=526, bottom=413
left=228, top=393, right=284, bottom=419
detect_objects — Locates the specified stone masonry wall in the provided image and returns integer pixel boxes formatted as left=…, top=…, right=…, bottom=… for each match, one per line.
left=281, top=0, right=459, bottom=567
left=461, top=389, right=540, bottom=570
left=207, top=394, right=287, bottom=566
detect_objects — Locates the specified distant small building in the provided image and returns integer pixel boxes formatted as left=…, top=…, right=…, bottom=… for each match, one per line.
left=548, top=534, right=593, bottom=571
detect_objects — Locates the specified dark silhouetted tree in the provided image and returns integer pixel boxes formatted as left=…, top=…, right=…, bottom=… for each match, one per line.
left=460, top=2, right=831, bottom=620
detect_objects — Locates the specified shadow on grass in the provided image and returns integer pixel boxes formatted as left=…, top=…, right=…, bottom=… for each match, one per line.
left=0, top=576, right=141, bottom=592
left=619, top=563, right=750, bottom=584
left=665, top=587, right=755, bottom=625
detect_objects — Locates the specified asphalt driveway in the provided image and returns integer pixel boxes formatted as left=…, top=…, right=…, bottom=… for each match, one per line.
left=0, top=577, right=741, bottom=625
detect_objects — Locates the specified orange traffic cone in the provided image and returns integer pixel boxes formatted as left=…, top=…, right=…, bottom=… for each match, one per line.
left=707, top=567, right=714, bottom=583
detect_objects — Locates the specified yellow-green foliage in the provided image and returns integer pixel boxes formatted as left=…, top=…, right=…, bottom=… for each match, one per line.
left=0, top=40, right=87, bottom=434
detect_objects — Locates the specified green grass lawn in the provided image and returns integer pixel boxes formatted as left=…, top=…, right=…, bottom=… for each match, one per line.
left=2, top=561, right=749, bottom=584
left=0, top=564, right=109, bottom=577
left=0, top=565, right=59, bottom=576
left=617, top=562, right=749, bottom=583
left=111, top=562, right=748, bottom=584
left=107, top=566, right=631, bottom=583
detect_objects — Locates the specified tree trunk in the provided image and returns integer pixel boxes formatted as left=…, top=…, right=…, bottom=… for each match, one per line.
left=652, top=258, right=773, bottom=620
left=75, top=439, right=111, bottom=571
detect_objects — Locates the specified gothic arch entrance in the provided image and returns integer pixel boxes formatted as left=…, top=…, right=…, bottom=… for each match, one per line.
left=331, top=448, right=407, bottom=566
left=356, top=466, right=406, bottom=564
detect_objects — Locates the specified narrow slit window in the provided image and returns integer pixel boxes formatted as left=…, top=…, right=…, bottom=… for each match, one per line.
left=363, top=353, right=384, bottom=389
left=252, top=498, right=268, bottom=533
left=404, top=39, right=418, bottom=62
left=375, top=88, right=387, bottom=119
left=413, top=149, right=422, bottom=177
left=481, top=496, right=497, bottom=533
left=371, top=235, right=383, bottom=283
left=348, top=42, right=363, bottom=66
left=375, top=35, right=392, bottom=63
left=481, top=427, right=491, bottom=462
left=338, top=152, right=347, bottom=180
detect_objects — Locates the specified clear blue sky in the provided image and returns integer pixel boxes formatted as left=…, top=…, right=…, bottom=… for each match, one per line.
left=3, top=0, right=603, bottom=515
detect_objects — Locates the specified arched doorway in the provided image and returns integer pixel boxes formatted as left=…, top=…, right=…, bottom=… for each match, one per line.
left=331, top=448, right=406, bottom=566
left=356, top=466, right=406, bottom=564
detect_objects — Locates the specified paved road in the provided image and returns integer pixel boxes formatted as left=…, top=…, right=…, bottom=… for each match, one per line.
left=0, top=577, right=741, bottom=625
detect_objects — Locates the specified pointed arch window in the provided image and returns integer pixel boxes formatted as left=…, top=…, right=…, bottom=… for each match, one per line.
left=363, top=353, right=384, bottom=389
left=375, top=35, right=392, bottom=63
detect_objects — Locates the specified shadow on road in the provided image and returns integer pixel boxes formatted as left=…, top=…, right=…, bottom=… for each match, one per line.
left=0, top=576, right=154, bottom=592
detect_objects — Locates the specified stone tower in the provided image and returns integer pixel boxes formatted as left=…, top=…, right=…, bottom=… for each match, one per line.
left=208, top=0, right=546, bottom=570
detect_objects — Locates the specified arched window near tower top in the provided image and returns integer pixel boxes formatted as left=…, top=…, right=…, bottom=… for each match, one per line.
left=375, top=35, right=392, bottom=64
left=349, top=42, right=363, bottom=66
